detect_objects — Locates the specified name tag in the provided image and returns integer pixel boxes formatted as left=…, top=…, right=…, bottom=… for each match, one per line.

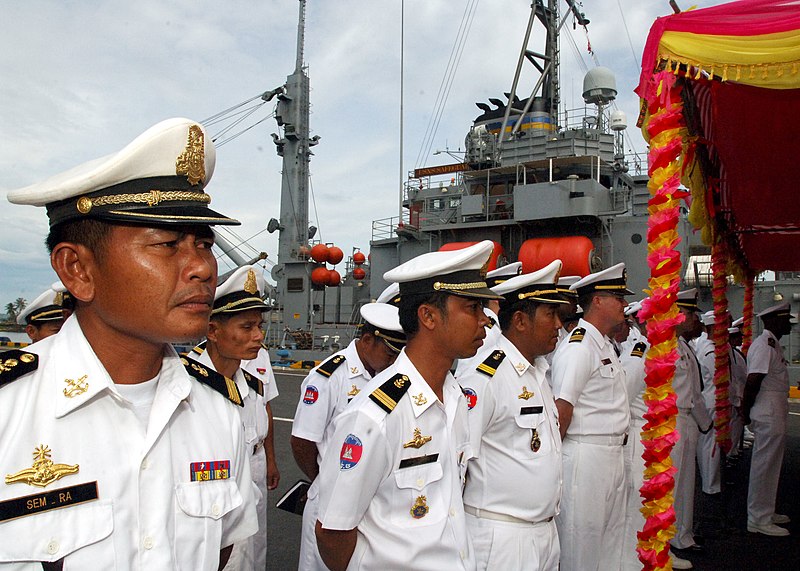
left=520, top=406, right=544, bottom=415
left=0, top=481, right=99, bottom=522
left=601, top=358, right=612, bottom=365
left=398, top=454, right=439, bottom=469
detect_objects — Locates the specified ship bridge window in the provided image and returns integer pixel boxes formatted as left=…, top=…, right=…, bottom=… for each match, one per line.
left=287, top=277, right=304, bottom=292
left=449, top=197, right=461, bottom=208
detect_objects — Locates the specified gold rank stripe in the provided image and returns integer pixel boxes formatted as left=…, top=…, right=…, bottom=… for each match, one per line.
left=371, top=388, right=398, bottom=411
left=225, top=377, right=242, bottom=405
left=476, top=362, right=497, bottom=376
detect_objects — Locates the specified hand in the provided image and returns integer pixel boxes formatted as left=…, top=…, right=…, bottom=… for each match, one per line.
left=267, top=460, right=280, bottom=490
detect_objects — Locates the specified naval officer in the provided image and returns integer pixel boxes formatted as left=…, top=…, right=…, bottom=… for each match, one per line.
left=16, top=282, right=69, bottom=342
left=314, top=240, right=502, bottom=571
left=550, top=262, right=633, bottom=571
left=292, top=301, right=406, bottom=570
left=0, top=118, right=258, bottom=569
left=743, top=302, right=793, bottom=536
left=188, top=264, right=273, bottom=570
left=459, top=260, right=566, bottom=570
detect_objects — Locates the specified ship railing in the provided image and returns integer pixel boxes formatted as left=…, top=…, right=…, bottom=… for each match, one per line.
left=372, top=215, right=411, bottom=241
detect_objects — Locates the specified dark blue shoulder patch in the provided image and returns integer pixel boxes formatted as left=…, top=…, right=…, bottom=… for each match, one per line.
left=0, top=350, right=39, bottom=387
left=369, top=373, right=411, bottom=413
left=476, top=350, right=506, bottom=377
left=630, top=341, right=647, bottom=358
left=181, top=356, right=243, bottom=407
left=569, top=327, right=586, bottom=343
left=242, top=369, right=264, bottom=396
left=317, top=354, right=346, bottom=378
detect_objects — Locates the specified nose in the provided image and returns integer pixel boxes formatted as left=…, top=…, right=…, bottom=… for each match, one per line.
left=182, top=236, right=216, bottom=284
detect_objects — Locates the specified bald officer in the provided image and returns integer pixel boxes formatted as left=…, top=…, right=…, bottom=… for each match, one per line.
left=315, top=240, right=502, bottom=571
left=293, top=302, right=406, bottom=570
left=743, top=302, right=793, bottom=536
left=551, top=263, right=633, bottom=571
left=1, top=118, right=257, bottom=568
left=459, top=260, right=566, bottom=570
left=16, top=282, right=69, bottom=342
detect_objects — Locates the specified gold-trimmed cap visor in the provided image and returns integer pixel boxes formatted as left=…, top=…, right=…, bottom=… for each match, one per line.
left=212, top=292, right=270, bottom=315
left=24, top=305, right=65, bottom=324
left=398, top=270, right=502, bottom=300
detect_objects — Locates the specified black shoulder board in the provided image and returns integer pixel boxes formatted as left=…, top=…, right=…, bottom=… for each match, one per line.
left=261, top=342, right=269, bottom=351
left=486, top=317, right=496, bottom=329
left=242, top=369, right=264, bottom=397
left=317, top=354, right=346, bottom=378
left=476, top=350, right=506, bottom=377
left=768, top=338, right=776, bottom=348
left=0, top=350, right=39, bottom=387
left=191, top=340, right=207, bottom=356
left=569, top=327, right=586, bottom=343
left=630, top=342, right=647, bottom=358
left=181, top=356, right=244, bottom=407
left=369, top=373, right=412, bottom=413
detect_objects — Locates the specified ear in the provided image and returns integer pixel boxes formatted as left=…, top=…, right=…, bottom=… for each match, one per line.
left=25, top=324, right=37, bottom=340
left=51, top=243, right=97, bottom=303
left=417, top=303, right=439, bottom=332
left=511, top=309, right=529, bottom=333
left=206, top=320, right=220, bottom=343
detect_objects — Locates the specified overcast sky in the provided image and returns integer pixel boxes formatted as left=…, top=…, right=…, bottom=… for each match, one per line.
left=0, top=0, right=718, bottom=307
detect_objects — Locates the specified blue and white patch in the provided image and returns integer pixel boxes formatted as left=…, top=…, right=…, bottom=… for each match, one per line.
left=339, top=434, right=363, bottom=470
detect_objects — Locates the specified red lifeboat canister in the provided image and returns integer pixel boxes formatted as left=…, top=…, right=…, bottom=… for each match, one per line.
left=353, top=251, right=366, bottom=265
left=328, top=246, right=344, bottom=265
left=518, top=236, right=594, bottom=277
left=353, top=267, right=367, bottom=280
left=327, top=269, right=341, bottom=287
left=310, top=243, right=330, bottom=264
left=311, top=267, right=329, bottom=286
left=438, top=241, right=504, bottom=272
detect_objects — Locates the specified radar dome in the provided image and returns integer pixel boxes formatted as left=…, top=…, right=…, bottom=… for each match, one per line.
left=610, top=110, right=627, bottom=131
left=583, top=67, right=617, bottom=105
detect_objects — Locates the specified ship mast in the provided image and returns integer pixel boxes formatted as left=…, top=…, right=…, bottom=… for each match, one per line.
left=270, top=0, right=319, bottom=330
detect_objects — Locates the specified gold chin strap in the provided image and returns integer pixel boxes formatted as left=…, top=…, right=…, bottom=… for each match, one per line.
left=76, top=190, right=210, bottom=214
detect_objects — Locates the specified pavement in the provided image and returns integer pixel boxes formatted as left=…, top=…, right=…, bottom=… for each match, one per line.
left=266, top=370, right=800, bottom=570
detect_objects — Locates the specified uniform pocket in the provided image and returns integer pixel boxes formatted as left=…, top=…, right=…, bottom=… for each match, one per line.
left=0, top=499, right=114, bottom=568
left=391, top=463, right=445, bottom=527
left=174, top=479, right=243, bottom=569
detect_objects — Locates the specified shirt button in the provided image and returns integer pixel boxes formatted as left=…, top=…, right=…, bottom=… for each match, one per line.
left=46, top=541, right=59, bottom=555
left=143, top=536, right=154, bottom=550
left=211, top=504, right=222, bottom=517
left=141, top=458, right=149, bottom=470
left=460, top=551, right=465, bottom=560
left=450, top=508, right=456, bottom=517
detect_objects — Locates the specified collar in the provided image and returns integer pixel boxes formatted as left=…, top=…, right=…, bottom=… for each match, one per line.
left=52, top=317, right=191, bottom=418
left=577, top=318, right=606, bottom=349
left=497, top=334, right=533, bottom=377
left=391, top=350, right=439, bottom=417
left=193, top=349, right=250, bottom=396
left=345, top=339, right=372, bottom=380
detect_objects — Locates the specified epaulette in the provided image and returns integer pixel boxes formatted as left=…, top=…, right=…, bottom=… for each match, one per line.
left=316, top=354, right=346, bottom=378
left=768, top=338, right=776, bottom=348
left=569, top=327, right=586, bottom=343
left=630, top=341, right=647, bottom=358
left=0, top=350, right=39, bottom=387
left=476, top=350, right=506, bottom=377
left=242, top=369, right=264, bottom=397
left=486, top=317, right=496, bottom=329
left=261, top=342, right=269, bottom=350
left=181, top=356, right=243, bottom=407
left=191, top=340, right=207, bottom=356
left=369, top=373, right=412, bottom=413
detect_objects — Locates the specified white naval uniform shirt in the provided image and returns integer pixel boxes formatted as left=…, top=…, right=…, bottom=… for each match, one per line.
left=292, top=340, right=373, bottom=466
left=693, top=333, right=717, bottom=410
left=620, top=331, right=649, bottom=423
left=482, top=307, right=502, bottom=348
left=0, top=316, right=258, bottom=569
left=316, top=350, right=475, bottom=571
left=461, top=335, right=562, bottom=522
left=551, top=319, right=629, bottom=437
left=241, top=346, right=280, bottom=406
left=729, top=346, right=747, bottom=406
left=747, top=330, right=790, bottom=393
left=674, top=337, right=712, bottom=429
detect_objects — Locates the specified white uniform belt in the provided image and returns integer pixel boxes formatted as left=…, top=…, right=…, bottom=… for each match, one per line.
left=463, top=505, right=553, bottom=526
left=565, top=433, right=627, bottom=446
left=677, top=407, right=692, bottom=414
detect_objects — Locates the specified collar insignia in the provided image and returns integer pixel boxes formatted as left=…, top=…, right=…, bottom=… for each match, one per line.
left=514, top=362, right=527, bottom=373
left=5, top=445, right=79, bottom=488
left=403, top=428, right=432, bottom=449
left=63, top=375, right=89, bottom=398
left=518, top=386, right=534, bottom=400
left=412, top=392, right=427, bottom=406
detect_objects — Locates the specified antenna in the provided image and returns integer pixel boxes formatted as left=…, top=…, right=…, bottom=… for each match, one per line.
left=296, top=0, right=306, bottom=72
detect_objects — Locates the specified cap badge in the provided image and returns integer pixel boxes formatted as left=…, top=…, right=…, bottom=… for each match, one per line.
left=412, top=393, right=427, bottom=406
left=244, top=269, right=258, bottom=295
left=5, top=445, right=79, bottom=488
left=347, top=384, right=360, bottom=397
left=410, top=495, right=429, bottom=519
left=403, top=428, right=432, bottom=449
left=54, top=292, right=64, bottom=306
left=63, top=375, right=89, bottom=398
left=518, top=386, right=534, bottom=400
left=175, top=124, right=206, bottom=185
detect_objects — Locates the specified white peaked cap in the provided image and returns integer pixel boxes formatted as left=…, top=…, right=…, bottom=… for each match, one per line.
left=212, top=265, right=269, bottom=314
left=492, top=260, right=568, bottom=304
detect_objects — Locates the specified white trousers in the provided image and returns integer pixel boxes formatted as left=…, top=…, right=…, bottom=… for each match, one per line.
left=672, top=412, right=699, bottom=549
left=299, top=488, right=330, bottom=571
left=557, top=439, right=627, bottom=571
left=467, top=513, right=559, bottom=571
left=729, top=405, right=744, bottom=456
left=225, top=450, right=268, bottom=571
left=621, top=419, right=646, bottom=571
left=747, top=391, right=788, bottom=525
left=696, top=421, right=721, bottom=494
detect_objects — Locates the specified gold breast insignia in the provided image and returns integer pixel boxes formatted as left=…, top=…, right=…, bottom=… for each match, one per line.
left=347, top=384, right=360, bottom=397
left=518, top=386, right=534, bottom=400
left=403, top=428, right=432, bottom=449
left=410, top=495, right=429, bottom=519
left=5, top=445, right=79, bottom=488
left=63, top=375, right=89, bottom=398
left=412, top=393, right=427, bottom=406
